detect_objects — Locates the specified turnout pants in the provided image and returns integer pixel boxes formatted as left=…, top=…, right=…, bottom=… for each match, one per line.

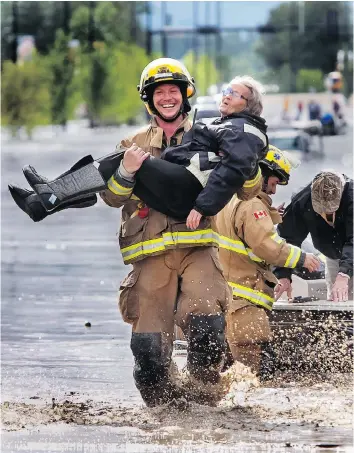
left=119, top=246, right=231, bottom=405
left=226, top=298, right=272, bottom=377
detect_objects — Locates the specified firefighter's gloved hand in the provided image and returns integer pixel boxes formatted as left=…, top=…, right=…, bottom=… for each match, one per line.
left=275, top=278, right=292, bottom=301
left=186, top=209, right=202, bottom=230
left=331, top=273, right=349, bottom=302
left=303, top=253, right=320, bottom=273
left=122, top=143, right=150, bottom=173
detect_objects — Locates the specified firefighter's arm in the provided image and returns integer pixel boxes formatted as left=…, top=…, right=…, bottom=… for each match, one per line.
left=242, top=200, right=305, bottom=268
left=100, top=140, right=136, bottom=208
left=236, top=166, right=262, bottom=201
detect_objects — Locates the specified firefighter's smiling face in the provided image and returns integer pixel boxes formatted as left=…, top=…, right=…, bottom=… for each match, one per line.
left=153, top=83, right=183, bottom=120
left=219, top=83, right=250, bottom=117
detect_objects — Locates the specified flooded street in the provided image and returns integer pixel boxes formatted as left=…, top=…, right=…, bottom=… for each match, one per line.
left=1, top=120, right=353, bottom=452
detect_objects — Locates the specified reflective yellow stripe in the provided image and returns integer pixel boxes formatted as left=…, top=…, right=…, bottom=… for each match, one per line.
left=285, top=245, right=301, bottom=268
left=243, top=167, right=261, bottom=188
left=271, top=232, right=283, bottom=244
left=228, top=281, right=274, bottom=310
left=107, top=176, right=133, bottom=196
left=121, top=229, right=218, bottom=263
left=218, top=234, right=263, bottom=263
left=271, top=233, right=301, bottom=268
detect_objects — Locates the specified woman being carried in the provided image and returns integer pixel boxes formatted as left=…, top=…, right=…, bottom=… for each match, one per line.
left=9, top=60, right=268, bottom=229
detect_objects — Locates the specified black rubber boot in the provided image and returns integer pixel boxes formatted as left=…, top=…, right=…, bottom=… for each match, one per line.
left=23, top=155, right=107, bottom=212
left=130, top=332, right=185, bottom=407
left=8, top=184, right=97, bottom=222
left=187, top=314, right=226, bottom=384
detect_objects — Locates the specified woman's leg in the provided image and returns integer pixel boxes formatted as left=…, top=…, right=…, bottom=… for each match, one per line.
left=134, top=157, right=203, bottom=219
left=21, top=151, right=203, bottom=218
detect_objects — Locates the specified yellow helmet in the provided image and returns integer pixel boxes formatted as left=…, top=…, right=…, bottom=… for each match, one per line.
left=137, top=58, right=196, bottom=115
left=259, top=145, right=293, bottom=185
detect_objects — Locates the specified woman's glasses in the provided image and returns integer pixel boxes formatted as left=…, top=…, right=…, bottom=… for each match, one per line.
left=222, top=86, right=248, bottom=102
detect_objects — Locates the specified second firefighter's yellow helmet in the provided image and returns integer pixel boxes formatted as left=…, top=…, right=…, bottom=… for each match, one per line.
left=137, top=58, right=196, bottom=115
left=259, top=145, right=294, bottom=185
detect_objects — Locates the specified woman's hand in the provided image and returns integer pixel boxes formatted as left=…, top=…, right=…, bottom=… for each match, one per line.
left=186, top=209, right=202, bottom=230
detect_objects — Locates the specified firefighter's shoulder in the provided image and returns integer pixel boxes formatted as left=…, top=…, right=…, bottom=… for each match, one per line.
left=240, top=197, right=269, bottom=221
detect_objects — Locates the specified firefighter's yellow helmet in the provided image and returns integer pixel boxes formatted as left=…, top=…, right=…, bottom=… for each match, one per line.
left=137, top=58, right=196, bottom=114
left=260, top=145, right=294, bottom=185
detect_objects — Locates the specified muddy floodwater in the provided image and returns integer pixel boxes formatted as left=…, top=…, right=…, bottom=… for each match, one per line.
left=1, top=125, right=353, bottom=452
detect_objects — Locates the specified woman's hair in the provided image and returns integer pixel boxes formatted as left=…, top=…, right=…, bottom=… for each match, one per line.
left=229, top=75, right=265, bottom=116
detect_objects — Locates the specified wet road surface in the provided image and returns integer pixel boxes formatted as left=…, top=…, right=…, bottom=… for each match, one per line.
left=1, top=122, right=353, bottom=452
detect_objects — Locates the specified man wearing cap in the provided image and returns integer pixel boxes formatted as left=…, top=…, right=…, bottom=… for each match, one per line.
left=274, top=171, right=353, bottom=302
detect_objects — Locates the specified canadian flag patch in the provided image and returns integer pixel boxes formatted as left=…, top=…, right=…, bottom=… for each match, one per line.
left=253, top=210, right=268, bottom=220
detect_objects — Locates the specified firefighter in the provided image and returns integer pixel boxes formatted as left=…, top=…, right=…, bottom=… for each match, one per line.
left=274, top=171, right=353, bottom=303
left=215, top=146, right=320, bottom=379
left=99, top=61, right=270, bottom=406
left=8, top=58, right=268, bottom=406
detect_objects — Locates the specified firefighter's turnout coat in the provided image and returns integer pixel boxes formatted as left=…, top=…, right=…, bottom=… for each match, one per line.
left=215, top=191, right=307, bottom=311
left=100, top=116, right=263, bottom=266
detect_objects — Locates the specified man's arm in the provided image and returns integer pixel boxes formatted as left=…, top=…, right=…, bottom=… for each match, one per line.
left=100, top=142, right=135, bottom=208
left=242, top=199, right=306, bottom=269
left=273, top=199, right=310, bottom=281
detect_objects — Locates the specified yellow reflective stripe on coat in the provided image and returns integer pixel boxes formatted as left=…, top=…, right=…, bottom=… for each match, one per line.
left=270, top=232, right=283, bottom=244
left=228, top=281, right=274, bottom=310
left=107, top=176, right=133, bottom=196
left=243, top=167, right=262, bottom=188
left=271, top=232, right=301, bottom=268
left=218, top=234, right=263, bottom=263
left=284, top=244, right=301, bottom=268
left=121, top=229, right=218, bottom=262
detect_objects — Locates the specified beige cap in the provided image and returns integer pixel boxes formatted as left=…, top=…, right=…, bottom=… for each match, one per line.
left=311, top=171, right=345, bottom=214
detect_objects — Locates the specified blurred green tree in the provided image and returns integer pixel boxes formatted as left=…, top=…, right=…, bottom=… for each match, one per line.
left=47, top=29, right=75, bottom=127
left=1, top=2, right=146, bottom=63
left=296, top=69, right=324, bottom=93
left=103, top=43, right=150, bottom=124
left=256, top=1, right=353, bottom=92
left=79, top=43, right=111, bottom=127
left=1, top=59, right=50, bottom=137
left=74, top=42, right=150, bottom=126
